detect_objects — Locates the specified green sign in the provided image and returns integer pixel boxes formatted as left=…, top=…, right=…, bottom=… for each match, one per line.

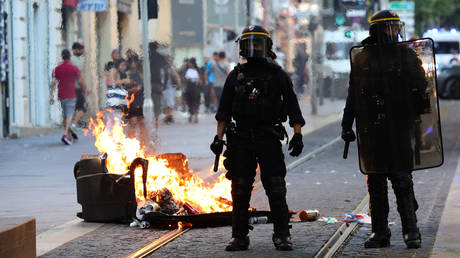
left=389, top=1, right=414, bottom=11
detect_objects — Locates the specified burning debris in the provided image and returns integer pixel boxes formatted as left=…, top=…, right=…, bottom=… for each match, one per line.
left=75, top=110, right=240, bottom=228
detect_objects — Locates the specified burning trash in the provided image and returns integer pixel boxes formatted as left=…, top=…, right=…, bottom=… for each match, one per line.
left=74, top=111, right=295, bottom=229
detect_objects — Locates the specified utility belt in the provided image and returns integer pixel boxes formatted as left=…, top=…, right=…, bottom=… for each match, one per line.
left=235, top=122, right=288, bottom=144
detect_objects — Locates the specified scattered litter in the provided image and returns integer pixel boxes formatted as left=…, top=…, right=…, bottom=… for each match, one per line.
left=344, top=181, right=349, bottom=184
left=304, top=170, right=311, bottom=174
left=388, top=221, right=396, bottom=226
left=353, top=174, right=357, bottom=177
left=330, top=170, right=336, bottom=174
left=249, top=216, right=268, bottom=224
left=343, top=213, right=371, bottom=224
left=344, top=199, right=351, bottom=202
left=319, top=216, right=338, bottom=224
left=417, top=181, right=424, bottom=184
left=315, top=181, right=322, bottom=185
left=286, top=182, right=292, bottom=186
left=298, top=209, right=320, bottom=222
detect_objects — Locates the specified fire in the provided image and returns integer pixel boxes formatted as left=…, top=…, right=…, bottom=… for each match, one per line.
left=86, top=110, right=232, bottom=213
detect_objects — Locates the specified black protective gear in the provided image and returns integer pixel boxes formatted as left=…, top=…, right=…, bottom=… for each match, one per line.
left=232, top=62, right=287, bottom=126
left=237, top=25, right=273, bottom=59
left=210, top=135, right=225, bottom=155
left=231, top=177, right=254, bottom=238
left=225, top=236, right=250, bottom=251
left=391, top=174, right=421, bottom=248
left=369, top=10, right=406, bottom=44
left=288, top=133, right=303, bottom=157
left=364, top=230, right=391, bottom=248
left=272, top=235, right=293, bottom=251
left=262, top=176, right=290, bottom=238
left=366, top=172, right=420, bottom=248
left=341, top=129, right=356, bottom=142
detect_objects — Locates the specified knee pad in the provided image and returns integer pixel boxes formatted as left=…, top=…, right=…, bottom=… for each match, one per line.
left=391, top=177, right=413, bottom=195
left=262, top=176, right=287, bottom=198
left=232, top=177, right=253, bottom=197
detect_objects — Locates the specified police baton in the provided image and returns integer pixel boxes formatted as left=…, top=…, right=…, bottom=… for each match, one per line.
left=343, top=141, right=350, bottom=159
left=213, top=154, right=220, bottom=172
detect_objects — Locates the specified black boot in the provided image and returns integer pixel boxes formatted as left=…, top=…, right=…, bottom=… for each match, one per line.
left=263, top=177, right=293, bottom=251
left=365, top=174, right=391, bottom=248
left=227, top=178, right=253, bottom=251
left=272, top=234, right=293, bottom=251
left=225, top=236, right=250, bottom=251
left=364, top=228, right=391, bottom=248
left=391, top=172, right=421, bottom=249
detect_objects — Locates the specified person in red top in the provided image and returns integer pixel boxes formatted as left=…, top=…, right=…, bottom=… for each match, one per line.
left=50, top=49, right=87, bottom=145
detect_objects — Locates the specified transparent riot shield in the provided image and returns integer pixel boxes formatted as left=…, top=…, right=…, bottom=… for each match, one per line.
left=350, top=38, right=443, bottom=174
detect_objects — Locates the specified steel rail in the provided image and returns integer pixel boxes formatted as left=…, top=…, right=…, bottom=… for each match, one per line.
left=126, top=226, right=191, bottom=258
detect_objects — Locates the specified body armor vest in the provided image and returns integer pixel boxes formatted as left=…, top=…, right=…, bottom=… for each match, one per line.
left=231, top=63, right=286, bottom=127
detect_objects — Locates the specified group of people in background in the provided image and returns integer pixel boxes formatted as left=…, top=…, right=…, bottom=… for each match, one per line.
left=178, top=51, right=234, bottom=123
left=50, top=40, right=235, bottom=146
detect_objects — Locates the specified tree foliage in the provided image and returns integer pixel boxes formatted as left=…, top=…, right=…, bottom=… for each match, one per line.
left=415, top=0, right=460, bottom=35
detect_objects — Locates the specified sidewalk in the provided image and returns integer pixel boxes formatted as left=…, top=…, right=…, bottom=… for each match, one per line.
left=431, top=154, right=460, bottom=257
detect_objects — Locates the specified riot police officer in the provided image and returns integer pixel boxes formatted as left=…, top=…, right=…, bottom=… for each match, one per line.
left=210, top=25, right=305, bottom=251
left=341, top=10, right=435, bottom=249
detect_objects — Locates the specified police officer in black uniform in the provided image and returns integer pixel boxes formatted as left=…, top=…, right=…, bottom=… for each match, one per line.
left=210, top=25, right=305, bottom=251
left=342, top=10, right=424, bottom=249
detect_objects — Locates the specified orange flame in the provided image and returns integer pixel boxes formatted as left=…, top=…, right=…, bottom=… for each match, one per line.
left=87, top=110, right=232, bottom=213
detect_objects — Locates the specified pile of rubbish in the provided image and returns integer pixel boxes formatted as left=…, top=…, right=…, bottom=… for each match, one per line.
left=130, top=188, right=200, bottom=229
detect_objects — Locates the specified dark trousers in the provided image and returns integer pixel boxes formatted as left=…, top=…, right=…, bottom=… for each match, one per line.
left=201, top=83, right=212, bottom=109
left=185, top=82, right=201, bottom=115
left=227, top=132, right=290, bottom=238
left=367, top=171, right=419, bottom=234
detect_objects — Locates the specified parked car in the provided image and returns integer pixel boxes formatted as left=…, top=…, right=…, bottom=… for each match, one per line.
left=437, top=64, right=460, bottom=99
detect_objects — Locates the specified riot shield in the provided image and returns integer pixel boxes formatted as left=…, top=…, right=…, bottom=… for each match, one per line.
left=350, top=38, right=443, bottom=174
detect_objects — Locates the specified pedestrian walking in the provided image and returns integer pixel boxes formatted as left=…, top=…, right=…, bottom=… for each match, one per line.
left=211, top=51, right=230, bottom=103
left=149, top=41, right=169, bottom=128
left=162, top=56, right=181, bottom=124
left=70, top=42, right=88, bottom=138
left=341, top=10, right=443, bottom=249
left=125, top=58, right=148, bottom=147
left=184, top=58, right=201, bottom=123
left=210, top=26, right=305, bottom=251
left=293, top=46, right=309, bottom=95
left=50, top=49, right=87, bottom=145
left=204, top=52, right=218, bottom=112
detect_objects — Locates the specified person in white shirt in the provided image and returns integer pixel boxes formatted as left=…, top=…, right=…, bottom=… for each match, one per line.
left=184, top=58, right=201, bottom=123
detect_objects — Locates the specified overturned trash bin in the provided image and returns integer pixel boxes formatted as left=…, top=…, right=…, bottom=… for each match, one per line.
left=74, top=153, right=137, bottom=223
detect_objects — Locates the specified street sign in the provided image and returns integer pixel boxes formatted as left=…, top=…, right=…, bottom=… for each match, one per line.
left=389, top=1, right=414, bottom=11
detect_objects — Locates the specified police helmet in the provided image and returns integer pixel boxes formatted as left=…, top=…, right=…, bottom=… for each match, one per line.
left=369, top=10, right=406, bottom=44
left=237, top=25, right=274, bottom=59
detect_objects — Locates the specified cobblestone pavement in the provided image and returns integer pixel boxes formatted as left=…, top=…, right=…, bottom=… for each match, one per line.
left=337, top=100, right=460, bottom=257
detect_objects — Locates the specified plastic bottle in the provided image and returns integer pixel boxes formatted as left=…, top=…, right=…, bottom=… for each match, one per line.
left=248, top=216, right=268, bottom=224
left=299, top=209, right=320, bottom=222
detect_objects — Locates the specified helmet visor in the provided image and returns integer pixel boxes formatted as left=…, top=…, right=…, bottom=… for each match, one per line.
left=239, top=36, right=268, bottom=58
left=374, top=20, right=406, bottom=44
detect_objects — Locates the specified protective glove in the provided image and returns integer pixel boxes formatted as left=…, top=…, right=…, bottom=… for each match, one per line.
left=341, top=129, right=356, bottom=142
left=288, top=133, right=304, bottom=157
left=210, top=135, right=225, bottom=155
